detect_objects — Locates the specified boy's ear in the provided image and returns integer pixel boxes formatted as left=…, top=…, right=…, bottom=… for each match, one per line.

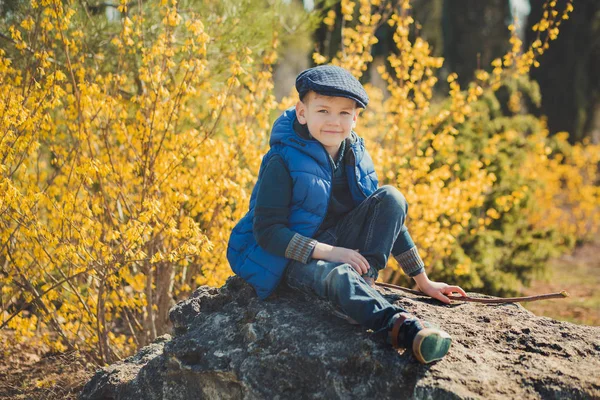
left=295, top=100, right=307, bottom=124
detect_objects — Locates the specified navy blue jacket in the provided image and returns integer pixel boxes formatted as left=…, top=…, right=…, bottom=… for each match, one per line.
left=227, top=107, right=379, bottom=299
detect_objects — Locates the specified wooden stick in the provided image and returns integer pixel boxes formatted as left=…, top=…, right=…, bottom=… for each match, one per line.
left=374, top=282, right=569, bottom=304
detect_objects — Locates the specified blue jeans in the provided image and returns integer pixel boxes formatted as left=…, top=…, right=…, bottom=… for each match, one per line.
left=283, top=185, right=416, bottom=345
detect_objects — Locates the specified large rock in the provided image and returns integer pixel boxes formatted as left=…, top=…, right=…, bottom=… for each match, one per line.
left=80, top=276, right=600, bottom=399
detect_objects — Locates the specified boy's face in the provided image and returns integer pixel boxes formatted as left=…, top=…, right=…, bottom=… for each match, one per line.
left=295, top=91, right=358, bottom=153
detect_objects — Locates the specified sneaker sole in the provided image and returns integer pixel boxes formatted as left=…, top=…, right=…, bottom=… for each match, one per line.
left=412, top=328, right=452, bottom=364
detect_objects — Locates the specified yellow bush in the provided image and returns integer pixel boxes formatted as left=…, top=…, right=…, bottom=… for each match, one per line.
left=0, top=0, right=280, bottom=364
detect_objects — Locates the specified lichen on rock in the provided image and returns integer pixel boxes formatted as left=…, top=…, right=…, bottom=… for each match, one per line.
left=80, top=276, right=600, bottom=399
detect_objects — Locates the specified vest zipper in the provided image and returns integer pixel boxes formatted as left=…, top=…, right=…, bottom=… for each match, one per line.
left=312, top=145, right=335, bottom=237
left=350, top=148, right=368, bottom=200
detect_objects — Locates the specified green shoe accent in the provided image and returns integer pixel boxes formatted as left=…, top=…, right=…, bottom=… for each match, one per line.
left=412, top=328, right=452, bottom=364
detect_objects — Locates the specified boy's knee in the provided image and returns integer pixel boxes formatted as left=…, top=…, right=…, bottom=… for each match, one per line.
left=379, top=185, right=408, bottom=213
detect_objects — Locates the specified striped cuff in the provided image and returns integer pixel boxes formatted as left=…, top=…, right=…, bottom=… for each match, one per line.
left=394, top=246, right=425, bottom=277
left=285, top=233, right=318, bottom=264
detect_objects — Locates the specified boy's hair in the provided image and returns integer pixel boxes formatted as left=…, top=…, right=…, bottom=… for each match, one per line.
left=295, top=65, right=369, bottom=109
left=299, top=90, right=359, bottom=109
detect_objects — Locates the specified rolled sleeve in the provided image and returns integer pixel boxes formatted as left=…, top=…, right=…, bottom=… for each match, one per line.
left=285, top=233, right=318, bottom=264
left=394, top=246, right=425, bottom=277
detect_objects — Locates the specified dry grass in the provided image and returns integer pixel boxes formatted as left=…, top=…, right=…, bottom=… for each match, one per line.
left=522, top=240, right=600, bottom=326
left=0, top=331, right=97, bottom=400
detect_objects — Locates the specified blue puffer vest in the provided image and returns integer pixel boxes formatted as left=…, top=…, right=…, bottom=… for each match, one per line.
left=226, top=106, right=379, bottom=300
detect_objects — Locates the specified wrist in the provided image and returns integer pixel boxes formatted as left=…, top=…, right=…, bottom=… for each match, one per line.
left=312, top=242, right=333, bottom=260
left=412, top=270, right=430, bottom=290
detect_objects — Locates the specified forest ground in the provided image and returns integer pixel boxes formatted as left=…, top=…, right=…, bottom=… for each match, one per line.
left=522, top=238, right=600, bottom=326
left=1, top=240, right=598, bottom=400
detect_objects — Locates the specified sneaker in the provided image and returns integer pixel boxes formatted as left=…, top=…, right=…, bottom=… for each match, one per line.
left=412, top=327, right=452, bottom=364
left=389, top=313, right=452, bottom=364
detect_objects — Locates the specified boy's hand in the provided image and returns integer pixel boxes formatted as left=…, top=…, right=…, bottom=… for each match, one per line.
left=412, top=271, right=467, bottom=304
left=312, top=243, right=370, bottom=275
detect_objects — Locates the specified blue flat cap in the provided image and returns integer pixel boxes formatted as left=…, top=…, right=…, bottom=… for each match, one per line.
left=295, top=65, right=369, bottom=108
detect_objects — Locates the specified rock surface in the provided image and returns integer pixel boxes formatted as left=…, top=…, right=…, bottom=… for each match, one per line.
left=80, top=276, right=600, bottom=399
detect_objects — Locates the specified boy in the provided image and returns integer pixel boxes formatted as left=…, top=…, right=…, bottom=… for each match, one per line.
left=227, top=65, right=467, bottom=364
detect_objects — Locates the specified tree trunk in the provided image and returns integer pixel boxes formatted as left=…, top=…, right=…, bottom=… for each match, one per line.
left=155, top=261, right=175, bottom=336
left=526, top=0, right=600, bottom=143
left=442, top=0, right=511, bottom=88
